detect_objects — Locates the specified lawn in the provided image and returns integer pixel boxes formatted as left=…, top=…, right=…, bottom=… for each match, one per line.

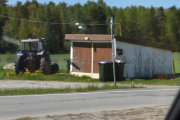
left=0, top=53, right=70, bottom=70
left=50, top=54, right=70, bottom=70
left=172, top=52, right=180, bottom=73
left=0, top=53, right=16, bottom=66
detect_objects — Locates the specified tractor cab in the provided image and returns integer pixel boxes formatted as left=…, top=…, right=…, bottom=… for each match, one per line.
left=20, top=38, right=45, bottom=52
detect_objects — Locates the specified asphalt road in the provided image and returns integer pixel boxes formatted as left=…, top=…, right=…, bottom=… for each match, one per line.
left=0, top=86, right=179, bottom=120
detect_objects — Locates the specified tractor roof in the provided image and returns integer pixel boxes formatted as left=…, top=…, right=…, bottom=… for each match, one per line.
left=21, top=38, right=45, bottom=42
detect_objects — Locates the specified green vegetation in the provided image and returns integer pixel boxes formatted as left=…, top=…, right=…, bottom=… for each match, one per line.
left=0, top=54, right=70, bottom=70
left=1, top=67, right=180, bottom=86
left=0, top=1, right=180, bottom=54
left=172, top=52, right=180, bottom=73
left=50, top=54, right=70, bottom=70
left=2, top=70, right=99, bottom=82
left=0, top=53, right=16, bottom=66
left=117, top=78, right=180, bottom=86
left=0, top=85, right=138, bottom=96
left=16, top=117, right=35, bottom=120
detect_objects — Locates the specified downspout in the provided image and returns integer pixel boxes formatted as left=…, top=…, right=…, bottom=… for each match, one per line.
left=91, top=43, right=94, bottom=77
left=70, top=41, right=73, bottom=74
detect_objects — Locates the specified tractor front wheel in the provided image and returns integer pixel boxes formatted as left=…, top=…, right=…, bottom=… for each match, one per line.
left=51, top=63, right=59, bottom=74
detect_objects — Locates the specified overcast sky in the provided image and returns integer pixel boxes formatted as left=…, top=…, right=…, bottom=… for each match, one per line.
left=7, top=0, right=180, bottom=8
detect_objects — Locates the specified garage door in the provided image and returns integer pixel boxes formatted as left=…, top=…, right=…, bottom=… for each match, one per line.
left=73, top=42, right=91, bottom=73
left=93, top=43, right=112, bottom=73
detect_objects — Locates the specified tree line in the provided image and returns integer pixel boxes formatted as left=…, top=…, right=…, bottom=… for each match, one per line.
left=0, top=0, right=180, bottom=54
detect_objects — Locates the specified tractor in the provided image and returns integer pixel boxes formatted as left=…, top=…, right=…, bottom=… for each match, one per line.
left=15, top=38, right=59, bottom=75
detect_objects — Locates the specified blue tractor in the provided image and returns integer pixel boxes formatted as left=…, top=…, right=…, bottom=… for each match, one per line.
left=15, top=38, right=59, bottom=75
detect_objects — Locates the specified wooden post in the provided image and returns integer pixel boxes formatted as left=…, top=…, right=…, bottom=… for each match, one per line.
left=173, top=60, right=176, bottom=74
left=91, top=43, right=94, bottom=77
left=119, top=22, right=122, bottom=36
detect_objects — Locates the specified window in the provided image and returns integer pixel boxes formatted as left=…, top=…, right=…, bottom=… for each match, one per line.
left=116, top=49, right=123, bottom=55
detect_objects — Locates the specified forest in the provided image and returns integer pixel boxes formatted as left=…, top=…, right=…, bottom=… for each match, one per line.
left=0, top=0, right=180, bottom=54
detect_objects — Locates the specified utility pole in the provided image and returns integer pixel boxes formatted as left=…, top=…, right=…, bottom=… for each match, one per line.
left=110, top=17, right=116, bottom=86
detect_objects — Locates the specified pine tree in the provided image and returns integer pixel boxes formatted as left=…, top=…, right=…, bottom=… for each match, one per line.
left=147, top=6, right=158, bottom=42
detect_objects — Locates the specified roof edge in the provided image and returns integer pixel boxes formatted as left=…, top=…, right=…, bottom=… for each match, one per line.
left=65, top=34, right=175, bottom=51
left=114, top=36, right=175, bottom=51
left=65, top=34, right=111, bottom=41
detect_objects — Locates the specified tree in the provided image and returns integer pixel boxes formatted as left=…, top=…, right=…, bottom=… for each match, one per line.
left=114, top=8, right=123, bottom=36
left=136, top=6, right=148, bottom=40
left=0, top=0, right=8, bottom=6
left=156, top=7, right=166, bottom=43
left=123, top=6, right=138, bottom=39
left=147, top=6, right=158, bottom=42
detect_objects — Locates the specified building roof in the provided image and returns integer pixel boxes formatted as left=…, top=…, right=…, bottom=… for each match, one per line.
left=65, top=34, right=175, bottom=51
left=65, top=34, right=111, bottom=41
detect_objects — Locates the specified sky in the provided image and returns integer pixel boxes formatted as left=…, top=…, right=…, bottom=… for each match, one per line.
left=7, top=0, right=180, bottom=9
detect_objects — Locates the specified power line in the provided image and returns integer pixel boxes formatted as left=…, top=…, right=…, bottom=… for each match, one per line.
left=0, top=15, right=69, bottom=24
left=0, top=15, right=120, bottom=25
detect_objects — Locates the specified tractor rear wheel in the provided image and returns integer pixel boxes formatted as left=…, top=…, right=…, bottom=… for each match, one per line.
left=40, top=56, right=51, bottom=74
left=15, top=56, right=24, bottom=76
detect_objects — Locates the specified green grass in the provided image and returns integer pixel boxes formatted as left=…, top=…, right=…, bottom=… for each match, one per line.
left=172, top=52, right=180, bottom=73
left=0, top=53, right=16, bottom=66
left=0, top=85, right=138, bottom=96
left=1, top=68, right=99, bottom=82
left=1, top=68, right=180, bottom=86
left=16, top=117, right=35, bottom=120
left=0, top=54, right=70, bottom=70
left=115, top=78, right=180, bottom=86
left=50, top=54, right=70, bottom=70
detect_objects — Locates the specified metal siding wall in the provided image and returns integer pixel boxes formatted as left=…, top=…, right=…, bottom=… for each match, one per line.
left=116, top=41, right=172, bottom=78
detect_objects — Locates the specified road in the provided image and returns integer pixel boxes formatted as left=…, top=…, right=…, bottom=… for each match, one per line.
left=0, top=86, right=179, bottom=120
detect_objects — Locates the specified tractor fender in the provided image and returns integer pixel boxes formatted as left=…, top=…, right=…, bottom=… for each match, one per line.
left=16, top=51, right=24, bottom=56
left=37, top=51, right=50, bottom=56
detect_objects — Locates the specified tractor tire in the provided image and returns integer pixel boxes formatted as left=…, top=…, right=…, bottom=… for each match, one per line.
left=15, top=56, right=24, bottom=76
left=40, top=56, right=51, bottom=74
left=51, top=63, right=59, bottom=74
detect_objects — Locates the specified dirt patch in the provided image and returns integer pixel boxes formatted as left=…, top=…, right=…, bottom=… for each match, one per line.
left=19, top=105, right=169, bottom=120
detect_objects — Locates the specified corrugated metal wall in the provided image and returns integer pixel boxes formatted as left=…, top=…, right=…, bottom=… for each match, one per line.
left=116, top=41, right=172, bottom=78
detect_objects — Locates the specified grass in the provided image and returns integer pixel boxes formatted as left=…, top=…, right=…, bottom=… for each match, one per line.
left=50, top=54, right=70, bottom=70
left=1, top=67, right=180, bottom=86
left=16, top=117, right=35, bottom=120
left=0, top=53, right=16, bottom=66
left=0, top=53, right=69, bottom=70
left=116, top=78, right=180, bottom=86
left=172, top=52, right=180, bottom=73
left=1, top=69, right=99, bottom=82
left=0, top=85, right=138, bottom=96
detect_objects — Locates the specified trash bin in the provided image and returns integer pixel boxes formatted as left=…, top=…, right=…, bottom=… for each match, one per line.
left=98, top=62, right=113, bottom=82
left=115, top=60, right=125, bottom=81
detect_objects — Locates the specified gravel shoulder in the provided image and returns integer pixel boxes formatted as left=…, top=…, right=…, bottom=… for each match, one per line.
left=17, top=105, right=170, bottom=120
left=0, top=80, right=105, bottom=89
